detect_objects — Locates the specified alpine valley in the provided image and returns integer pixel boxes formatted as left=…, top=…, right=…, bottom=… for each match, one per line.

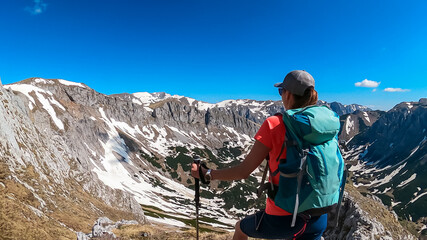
left=0, top=78, right=425, bottom=239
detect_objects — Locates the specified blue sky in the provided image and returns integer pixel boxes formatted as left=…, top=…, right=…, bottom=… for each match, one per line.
left=1, top=0, right=426, bottom=110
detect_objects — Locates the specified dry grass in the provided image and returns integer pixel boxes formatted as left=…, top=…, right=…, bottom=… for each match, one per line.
left=48, top=180, right=139, bottom=233
left=113, top=224, right=234, bottom=240
left=0, top=160, right=143, bottom=240
left=112, top=223, right=284, bottom=240
left=345, top=184, right=414, bottom=239
left=0, top=162, right=75, bottom=240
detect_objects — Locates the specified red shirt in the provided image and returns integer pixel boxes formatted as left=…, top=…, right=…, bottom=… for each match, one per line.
left=254, top=115, right=291, bottom=216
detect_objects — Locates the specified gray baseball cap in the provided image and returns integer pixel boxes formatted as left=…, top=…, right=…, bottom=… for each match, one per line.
left=274, top=70, right=315, bottom=96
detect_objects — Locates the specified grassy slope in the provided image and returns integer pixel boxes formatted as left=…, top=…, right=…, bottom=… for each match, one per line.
left=345, top=183, right=418, bottom=238
left=0, top=160, right=141, bottom=240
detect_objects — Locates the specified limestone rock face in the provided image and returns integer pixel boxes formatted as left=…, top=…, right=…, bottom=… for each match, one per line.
left=325, top=192, right=415, bottom=240
left=0, top=78, right=146, bottom=236
left=318, top=100, right=372, bottom=116
left=77, top=217, right=139, bottom=240
left=1, top=77, right=420, bottom=239
left=338, top=110, right=384, bottom=143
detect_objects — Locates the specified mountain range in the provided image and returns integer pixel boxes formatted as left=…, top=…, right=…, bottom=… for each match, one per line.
left=0, top=77, right=424, bottom=239
left=341, top=99, right=427, bottom=222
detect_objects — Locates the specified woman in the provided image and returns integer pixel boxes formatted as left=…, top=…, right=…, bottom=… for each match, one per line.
left=191, top=70, right=328, bottom=240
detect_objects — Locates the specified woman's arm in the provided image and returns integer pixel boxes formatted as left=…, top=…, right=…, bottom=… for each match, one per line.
left=191, top=140, right=269, bottom=181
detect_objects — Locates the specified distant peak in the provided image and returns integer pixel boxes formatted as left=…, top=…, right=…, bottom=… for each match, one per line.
left=57, top=79, right=86, bottom=88
left=132, top=92, right=172, bottom=105
left=11, top=77, right=87, bottom=89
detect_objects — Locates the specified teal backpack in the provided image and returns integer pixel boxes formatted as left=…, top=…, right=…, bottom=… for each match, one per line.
left=258, top=105, right=346, bottom=227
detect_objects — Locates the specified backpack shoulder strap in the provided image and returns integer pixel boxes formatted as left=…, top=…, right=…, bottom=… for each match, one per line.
left=282, top=111, right=303, bottom=150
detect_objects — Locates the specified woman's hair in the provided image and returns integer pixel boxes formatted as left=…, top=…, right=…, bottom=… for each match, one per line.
left=290, top=87, right=318, bottom=109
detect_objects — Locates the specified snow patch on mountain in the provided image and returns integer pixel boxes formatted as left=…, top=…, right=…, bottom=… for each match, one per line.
left=355, top=163, right=407, bottom=188
left=35, top=91, right=65, bottom=129
left=196, top=101, right=215, bottom=111
left=145, top=215, right=187, bottom=228
left=363, top=112, right=371, bottom=123
left=34, top=78, right=55, bottom=85
left=58, top=79, right=86, bottom=88
left=90, top=120, right=216, bottom=221
left=4, top=83, right=65, bottom=129
left=409, top=192, right=427, bottom=204
left=397, top=174, right=417, bottom=188
left=391, top=201, right=401, bottom=207
left=349, top=161, right=365, bottom=171
left=345, top=116, right=354, bottom=135
left=4, top=84, right=43, bottom=109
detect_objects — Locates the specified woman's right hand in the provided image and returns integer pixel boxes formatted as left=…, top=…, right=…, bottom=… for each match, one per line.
left=191, top=163, right=208, bottom=179
left=191, top=163, right=200, bottom=179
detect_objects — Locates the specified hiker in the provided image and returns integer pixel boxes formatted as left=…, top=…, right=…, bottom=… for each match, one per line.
left=191, top=70, right=342, bottom=240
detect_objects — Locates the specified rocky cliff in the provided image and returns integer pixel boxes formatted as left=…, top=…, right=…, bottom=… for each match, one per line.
left=338, top=110, right=384, bottom=143
left=0, top=77, right=420, bottom=239
left=348, top=99, right=427, bottom=223
left=325, top=185, right=415, bottom=240
left=0, top=79, right=146, bottom=238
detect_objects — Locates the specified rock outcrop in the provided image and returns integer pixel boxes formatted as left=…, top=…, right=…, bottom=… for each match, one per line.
left=77, top=217, right=138, bottom=240
left=0, top=79, right=146, bottom=238
left=325, top=187, right=415, bottom=239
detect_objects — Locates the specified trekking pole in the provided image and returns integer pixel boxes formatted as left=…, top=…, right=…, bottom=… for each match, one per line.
left=193, top=155, right=201, bottom=240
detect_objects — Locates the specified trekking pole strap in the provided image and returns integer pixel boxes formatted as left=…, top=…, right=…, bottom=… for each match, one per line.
left=198, top=162, right=211, bottom=184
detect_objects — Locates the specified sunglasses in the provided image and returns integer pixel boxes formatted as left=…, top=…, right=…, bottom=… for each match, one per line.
left=278, top=88, right=285, bottom=96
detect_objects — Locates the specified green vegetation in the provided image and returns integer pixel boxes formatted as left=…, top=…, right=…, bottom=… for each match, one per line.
left=200, top=189, right=216, bottom=199
left=218, top=181, right=231, bottom=189
left=150, top=177, right=176, bottom=193
left=174, top=146, right=189, bottom=154
left=345, top=184, right=416, bottom=239
left=218, top=142, right=242, bottom=158
left=399, top=220, right=420, bottom=236
left=220, top=183, right=258, bottom=210
left=139, top=150, right=161, bottom=168
left=170, top=171, right=178, bottom=179
left=165, top=152, right=193, bottom=171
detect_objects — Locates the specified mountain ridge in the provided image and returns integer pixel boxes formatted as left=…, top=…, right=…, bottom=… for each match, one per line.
left=347, top=98, right=427, bottom=222
left=1, top=77, right=421, bottom=239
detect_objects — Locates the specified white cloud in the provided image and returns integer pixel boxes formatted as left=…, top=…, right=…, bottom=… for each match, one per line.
left=25, top=0, right=47, bottom=15
left=384, top=88, right=410, bottom=92
left=372, top=89, right=377, bottom=92
left=355, top=79, right=381, bottom=88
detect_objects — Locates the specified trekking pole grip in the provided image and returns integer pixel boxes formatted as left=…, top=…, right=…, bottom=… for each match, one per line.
left=193, top=155, right=202, bottom=208
left=193, top=155, right=201, bottom=203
